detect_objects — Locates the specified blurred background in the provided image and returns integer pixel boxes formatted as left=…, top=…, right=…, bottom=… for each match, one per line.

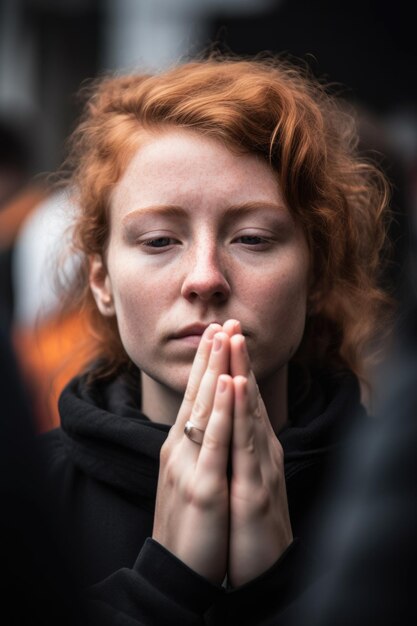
left=1, top=0, right=417, bottom=430
left=1, top=0, right=416, bottom=174
left=2, top=6, right=416, bottom=623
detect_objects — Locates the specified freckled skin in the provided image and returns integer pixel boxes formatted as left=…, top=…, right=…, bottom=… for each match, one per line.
left=91, top=128, right=310, bottom=419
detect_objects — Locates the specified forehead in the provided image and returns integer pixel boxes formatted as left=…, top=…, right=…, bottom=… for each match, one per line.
left=110, top=128, right=285, bottom=218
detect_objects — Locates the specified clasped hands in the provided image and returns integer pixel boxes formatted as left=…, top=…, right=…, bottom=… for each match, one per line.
left=153, top=320, right=293, bottom=588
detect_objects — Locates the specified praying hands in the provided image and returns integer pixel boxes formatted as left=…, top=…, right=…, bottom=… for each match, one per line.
left=153, top=320, right=293, bottom=587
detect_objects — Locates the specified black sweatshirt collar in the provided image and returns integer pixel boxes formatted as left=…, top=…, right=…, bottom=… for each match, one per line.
left=58, top=365, right=365, bottom=498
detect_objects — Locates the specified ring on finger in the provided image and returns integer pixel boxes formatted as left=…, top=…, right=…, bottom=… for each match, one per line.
left=184, top=420, right=205, bottom=445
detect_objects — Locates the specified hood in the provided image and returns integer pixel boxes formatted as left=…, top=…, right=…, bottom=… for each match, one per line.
left=282, top=365, right=366, bottom=480
left=59, top=368, right=169, bottom=499
left=58, top=364, right=366, bottom=498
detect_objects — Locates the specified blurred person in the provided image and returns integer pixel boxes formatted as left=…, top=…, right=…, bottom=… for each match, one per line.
left=0, top=120, right=72, bottom=432
left=298, top=318, right=417, bottom=626
left=39, top=55, right=391, bottom=625
left=0, top=314, right=88, bottom=626
left=0, top=120, right=45, bottom=327
left=282, top=195, right=417, bottom=626
left=0, top=121, right=30, bottom=209
left=11, top=189, right=93, bottom=431
left=290, top=140, right=417, bottom=626
left=0, top=174, right=86, bottom=626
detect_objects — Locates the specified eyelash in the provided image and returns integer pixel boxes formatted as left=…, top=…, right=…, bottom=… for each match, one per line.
left=234, top=235, right=266, bottom=245
left=141, top=234, right=270, bottom=250
left=143, top=237, right=177, bottom=248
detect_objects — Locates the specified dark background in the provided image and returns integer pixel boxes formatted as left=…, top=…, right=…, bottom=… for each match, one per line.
left=1, top=0, right=416, bottom=174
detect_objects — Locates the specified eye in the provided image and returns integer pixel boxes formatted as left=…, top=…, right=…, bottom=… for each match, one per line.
left=231, top=232, right=275, bottom=252
left=143, top=237, right=177, bottom=248
left=236, top=235, right=266, bottom=245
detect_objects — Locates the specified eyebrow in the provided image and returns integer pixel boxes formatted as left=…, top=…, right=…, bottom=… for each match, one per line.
left=222, top=201, right=289, bottom=225
left=121, top=201, right=288, bottom=226
left=122, top=205, right=188, bottom=225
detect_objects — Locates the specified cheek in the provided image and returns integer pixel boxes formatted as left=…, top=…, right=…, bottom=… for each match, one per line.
left=274, top=271, right=307, bottom=319
left=246, top=263, right=308, bottom=325
left=242, top=258, right=309, bottom=366
left=110, top=272, right=159, bottom=343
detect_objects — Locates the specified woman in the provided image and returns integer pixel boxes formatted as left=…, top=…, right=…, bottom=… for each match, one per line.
left=41, top=56, right=390, bottom=625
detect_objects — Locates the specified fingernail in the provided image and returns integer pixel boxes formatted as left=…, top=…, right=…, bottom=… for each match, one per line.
left=218, top=377, right=227, bottom=392
left=206, top=324, right=219, bottom=340
left=236, top=377, right=247, bottom=396
left=213, top=336, right=222, bottom=352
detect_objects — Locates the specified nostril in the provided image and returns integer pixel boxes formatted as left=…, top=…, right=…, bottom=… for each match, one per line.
left=180, top=254, right=231, bottom=302
left=187, top=288, right=229, bottom=303
left=182, top=277, right=231, bottom=303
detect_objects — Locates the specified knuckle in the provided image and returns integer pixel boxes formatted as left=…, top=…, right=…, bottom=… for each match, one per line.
left=201, top=430, right=224, bottom=452
left=192, top=398, right=209, bottom=421
left=159, top=441, right=171, bottom=465
left=182, top=482, right=194, bottom=505
left=194, top=348, right=207, bottom=365
left=184, top=482, right=220, bottom=510
left=240, top=435, right=256, bottom=455
left=254, top=485, right=271, bottom=515
left=192, top=490, right=212, bottom=510
left=207, top=362, right=220, bottom=377
left=271, top=441, right=284, bottom=467
left=182, top=482, right=209, bottom=509
left=184, top=380, right=198, bottom=403
left=251, top=405, right=262, bottom=422
left=234, top=483, right=271, bottom=517
left=164, top=458, right=179, bottom=487
left=206, top=358, right=217, bottom=372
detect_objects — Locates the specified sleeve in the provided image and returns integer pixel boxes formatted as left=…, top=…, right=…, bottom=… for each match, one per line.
left=86, top=538, right=225, bottom=626
left=207, top=539, right=320, bottom=626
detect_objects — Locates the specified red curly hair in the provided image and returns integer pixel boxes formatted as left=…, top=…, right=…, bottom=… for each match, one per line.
left=60, top=55, right=391, bottom=383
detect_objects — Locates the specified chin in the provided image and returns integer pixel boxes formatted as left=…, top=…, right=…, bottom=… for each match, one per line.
left=141, top=363, right=191, bottom=396
left=166, top=370, right=191, bottom=395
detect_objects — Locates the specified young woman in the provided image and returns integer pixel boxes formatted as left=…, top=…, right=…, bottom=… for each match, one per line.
left=41, top=56, right=390, bottom=625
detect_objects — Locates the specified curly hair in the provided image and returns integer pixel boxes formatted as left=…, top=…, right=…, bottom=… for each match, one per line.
left=60, top=55, right=391, bottom=384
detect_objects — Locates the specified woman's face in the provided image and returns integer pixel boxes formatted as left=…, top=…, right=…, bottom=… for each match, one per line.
left=90, top=128, right=310, bottom=394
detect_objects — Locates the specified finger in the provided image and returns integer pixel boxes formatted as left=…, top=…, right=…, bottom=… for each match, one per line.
left=234, top=364, right=280, bottom=486
left=187, top=332, right=230, bottom=433
left=230, top=335, right=274, bottom=438
left=232, top=375, right=262, bottom=485
left=196, top=374, right=233, bottom=479
left=230, top=333, right=249, bottom=378
left=222, top=319, right=242, bottom=337
left=172, top=323, right=222, bottom=435
left=241, top=372, right=285, bottom=486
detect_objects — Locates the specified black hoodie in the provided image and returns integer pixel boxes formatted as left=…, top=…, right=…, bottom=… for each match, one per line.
left=39, top=364, right=365, bottom=625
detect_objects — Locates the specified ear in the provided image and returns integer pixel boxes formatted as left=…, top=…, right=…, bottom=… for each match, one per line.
left=89, top=254, right=115, bottom=317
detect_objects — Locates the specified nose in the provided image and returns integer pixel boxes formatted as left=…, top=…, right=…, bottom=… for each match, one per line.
left=180, top=243, right=231, bottom=304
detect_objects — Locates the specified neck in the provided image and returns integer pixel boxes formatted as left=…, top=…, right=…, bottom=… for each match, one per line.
left=141, top=366, right=289, bottom=433
left=141, top=371, right=183, bottom=425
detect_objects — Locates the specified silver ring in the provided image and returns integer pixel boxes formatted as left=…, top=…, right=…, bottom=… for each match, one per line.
left=184, top=420, right=205, bottom=445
